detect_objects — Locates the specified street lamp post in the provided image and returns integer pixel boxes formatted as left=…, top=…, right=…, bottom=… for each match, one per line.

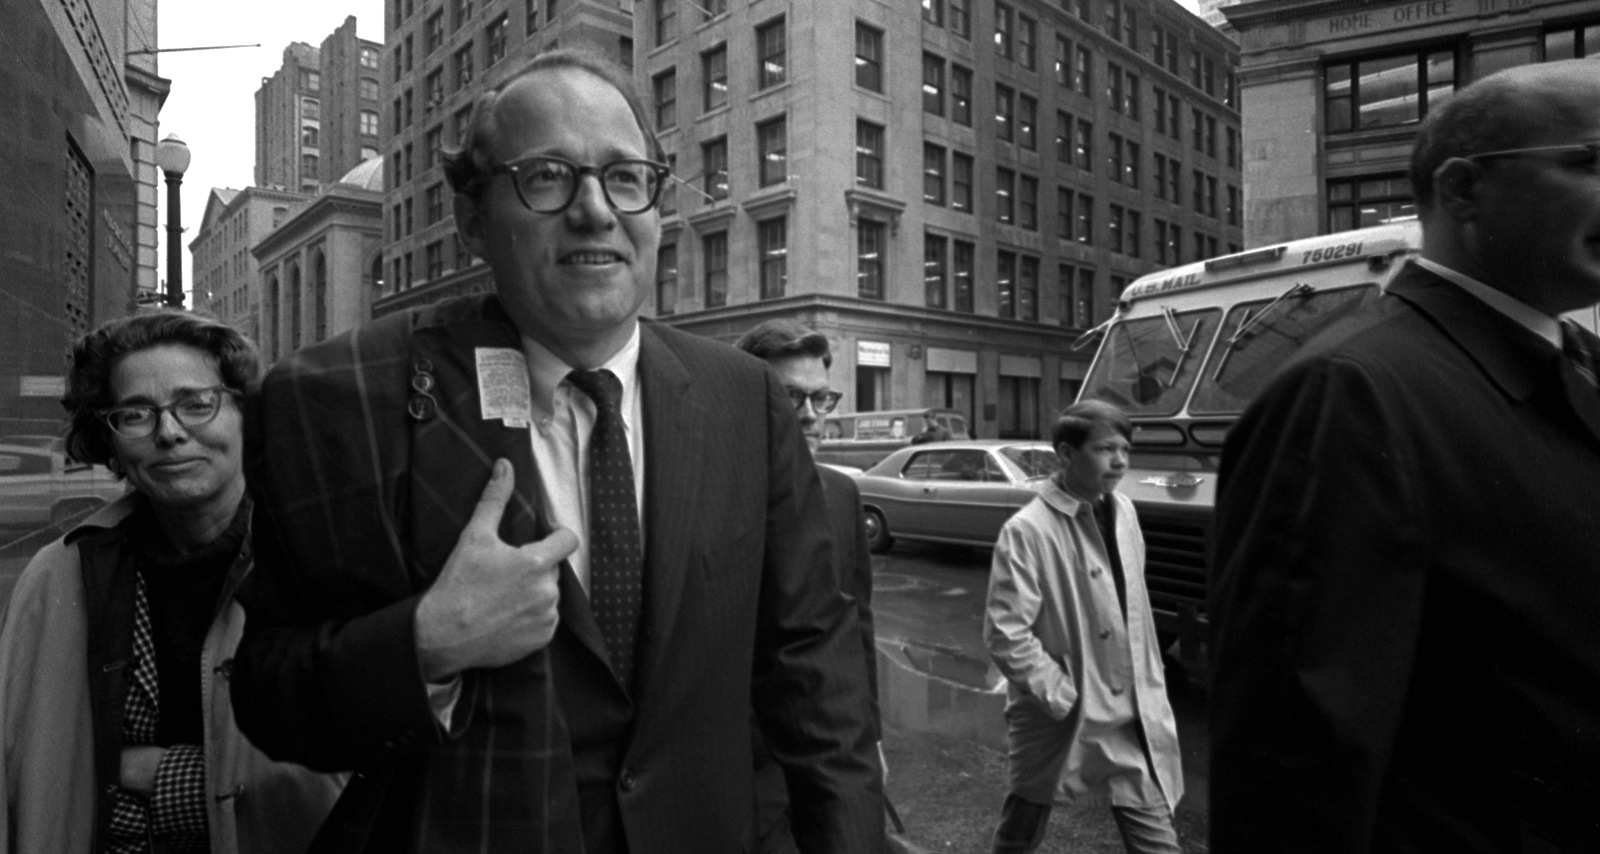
left=155, top=134, right=191, bottom=308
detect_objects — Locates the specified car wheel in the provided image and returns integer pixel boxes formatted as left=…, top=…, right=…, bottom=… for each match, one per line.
left=863, top=507, right=894, bottom=553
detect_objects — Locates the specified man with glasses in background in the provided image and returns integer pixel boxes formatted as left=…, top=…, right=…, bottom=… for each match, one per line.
left=231, top=50, right=882, bottom=853
left=1212, top=59, right=1600, bottom=852
left=735, top=319, right=888, bottom=853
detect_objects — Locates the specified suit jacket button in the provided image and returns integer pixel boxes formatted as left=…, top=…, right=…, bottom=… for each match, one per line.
left=1099, top=629, right=1111, bottom=640
left=619, top=769, right=638, bottom=792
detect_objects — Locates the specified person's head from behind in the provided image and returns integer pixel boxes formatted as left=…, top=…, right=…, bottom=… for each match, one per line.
left=734, top=318, right=841, bottom=453
left=62, top=310, right=258, bottom=520
left=1052, top=398, right=1133, bottom=501
left=1411, top=59, right=1600, bottom=315
left=446, top=48, right=668, bottom=366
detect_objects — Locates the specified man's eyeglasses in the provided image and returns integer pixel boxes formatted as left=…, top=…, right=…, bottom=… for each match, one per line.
left=99, top=386, right=239, bottom=439
left=489, top=156, right=672, bottom=214
left=1468, top=141, right=1600, bottom=170
left=788, top=389, right=843, bottom=415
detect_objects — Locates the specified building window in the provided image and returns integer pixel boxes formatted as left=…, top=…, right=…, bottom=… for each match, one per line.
left=703, top=137, right=729, bottom=200
left=360, top=78, right=379, bottom=101
left=703, top=231, right=728, bottom=307
left=1545, top=22, right=1600, bottom=58
left=1018, top=94, right=1037, bottom=151
left=453, top=0, right=474, bottom=28
left=1074, top=44, right=1093, bottom=96
left=426, top=183, right=444, bottom=224
left=426, top=241, right=444, bottom=279
left=1205, top=175, right=1218, bottom=217
left=455, top=44, right=476, bottom=90
left=1205, top=115, right=1218, bottom=157
left=997, top=250, right=1017, bottom=318
left=1070, top=265, right=1095, bottom=327
left=1057, top=187, right=1074, bottom=240
left=953, top=240, right=975, bottom=312
left=1152, top=24, right=1178, bottom=73
left=924, top=233, right=948, bottom=308
left=924, top=143, right=946, bottom=205
left=855, top=23, right=883, bottom=92
left=952, top=152, right=974, bottom=213
left=1154, top=219, right=1178, bottom=264
left=1109, top=204, right=1124, bottom=254
left=703, top=46, right=728, bottom=111
left=302, top=125, right=319, bottom=147
left=1227, top=184, right=1240, bottom=226
left=654, top=70, right=677, bottom=129
left=1109, top=64, right=1137, bottom=116
left=996, top=167, right=1015, bottom=224
left=425, top=126, right=442, bottom=167
left=487, top=15, right=508, bottom=64
left=923, top=54, right=945, bottom=115
left=361, top=46, right=380, bottom=69
left=1076, top=193, right=1094, bottom=245
left=660, top=153, right=678, bottom=215
left=426, top=11, right=445, bottom=52
left=1074, top=119, right=1093, bottom=171
left=1018, top=15, right=1036, bottom=70
left=1325, top=50, right=1456, bottom=133
left=1203, top=56, right=1217, bottom=97
left=655, top=0, right=676, bottom=46
left=759, top=116, right=788, bottom=187
left=1192, top=108, right=1204, bottom=152
left=1019, top=175, right=1038, bottom=231
left=302, top=152, right=319, bottom=177
left=1055, top=111, right=1072, bottom=163
left=950, top=0, right=970, bottom=38
left=303, top=97, right=320, bottom=120
left=1226, top=126, right=1239, bottom=168
left=757, top=18, right=787, bottom=89
left=656, top=243, right=678, bottom=316
left=995, top=84, right=1013, bottom=142
left=923, top=0, right=943, bottom=26
left=856, top=121, right=885, bottom=189
left=994, top=3, right=1012, bottom=60
left=1019, top=256, right=1039, bottom=321
left=426, top=69, right=444, bottom=110
left=1328, top=174, right=1415, bottom=230
left=1055, top=36, right=1072, bottom=87
left=758, top=217, right=788, bottom=299
left=951, top=65, right=973, bottom=126
left=526, top=0, right=540, bottom=34
left=858, top=220, right=886, bottom=299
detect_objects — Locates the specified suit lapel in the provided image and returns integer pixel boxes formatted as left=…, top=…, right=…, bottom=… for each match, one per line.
left=632, top=323, right=705, bottom=706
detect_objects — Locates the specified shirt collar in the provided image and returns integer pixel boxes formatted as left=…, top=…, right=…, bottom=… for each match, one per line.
left=522, top=323, right=643, bottom=415
left=1414, top=258, right=1561, bottom=349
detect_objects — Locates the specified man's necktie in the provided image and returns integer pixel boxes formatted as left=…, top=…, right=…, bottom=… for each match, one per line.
left=1561, top=321, right=1598, bottom=389
left=567, top=369, right=643, bottom=686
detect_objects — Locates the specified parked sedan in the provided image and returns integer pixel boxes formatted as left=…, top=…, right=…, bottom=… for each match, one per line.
left=855, top=440, right=1061, bottom=553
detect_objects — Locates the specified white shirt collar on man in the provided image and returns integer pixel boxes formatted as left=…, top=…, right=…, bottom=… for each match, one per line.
left=1414, top=257, right=1562, bottom=349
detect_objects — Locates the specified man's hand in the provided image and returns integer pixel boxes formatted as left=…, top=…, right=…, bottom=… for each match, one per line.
left=415, top=458, right=577, bottom=681
left=120, top=745, right=165, bottom=796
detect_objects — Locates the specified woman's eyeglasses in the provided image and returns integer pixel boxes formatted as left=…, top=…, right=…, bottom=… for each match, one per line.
left=99, top=386, right=239, bottom=439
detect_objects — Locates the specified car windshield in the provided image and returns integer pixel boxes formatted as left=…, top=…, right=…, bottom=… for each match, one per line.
left=1188, top=284, right=1381, bottom=414
left=1079, top=308, right=1223, bottom=417
left=999, top=446, right=1061, bottom=480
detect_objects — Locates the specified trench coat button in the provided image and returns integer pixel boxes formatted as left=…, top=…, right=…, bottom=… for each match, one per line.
left=1110, top=686, right=1125, bottom=696
left=1090, top=568, right=1102, bottom=578
left=1099, top=629, right=1111, bottom=640
left=619, top=769, right=638, bottom=792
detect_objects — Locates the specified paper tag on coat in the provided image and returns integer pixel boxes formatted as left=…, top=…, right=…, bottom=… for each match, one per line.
left=475, top=348, right=532, bottom=429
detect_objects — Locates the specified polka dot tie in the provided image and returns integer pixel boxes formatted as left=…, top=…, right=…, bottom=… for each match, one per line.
left=568, top=369, right=643, bottom=686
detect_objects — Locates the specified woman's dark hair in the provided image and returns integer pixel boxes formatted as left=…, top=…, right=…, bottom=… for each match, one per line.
left=1052, top=398, right=1133, bottom=451
left=442, top=47, right=665, bottom=198
left=61, top=309, right=259, bottom=467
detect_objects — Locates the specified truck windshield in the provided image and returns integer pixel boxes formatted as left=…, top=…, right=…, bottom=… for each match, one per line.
left=1188, top=284, right=1382, bottom=414
left=1079, top=308, right=1222, bottom=416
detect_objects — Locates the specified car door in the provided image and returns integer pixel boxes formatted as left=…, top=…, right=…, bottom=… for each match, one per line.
left=919, top=449, right=1029, bottom=544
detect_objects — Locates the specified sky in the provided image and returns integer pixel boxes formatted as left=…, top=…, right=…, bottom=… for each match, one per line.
left=154, top=0, right=384, bottom=298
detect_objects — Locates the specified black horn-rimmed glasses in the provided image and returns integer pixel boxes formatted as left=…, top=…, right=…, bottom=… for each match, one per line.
left=488, top=156, right=672, bottom=214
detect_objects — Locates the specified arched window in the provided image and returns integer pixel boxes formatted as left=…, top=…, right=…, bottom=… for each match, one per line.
left=288, top=262, right=303, bottom=350
left=313, top=251, right=329, bottom=341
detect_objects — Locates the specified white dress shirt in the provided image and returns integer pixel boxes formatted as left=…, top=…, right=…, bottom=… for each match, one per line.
left=1414, top=258, right=1561, bottom=349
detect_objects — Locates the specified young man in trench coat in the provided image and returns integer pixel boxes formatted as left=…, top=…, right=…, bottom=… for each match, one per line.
left=983, top=399, right=1183, bottom=854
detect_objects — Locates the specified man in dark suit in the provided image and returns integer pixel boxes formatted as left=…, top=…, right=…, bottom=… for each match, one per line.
left=1211, top=60, right=1600, bottom=853
left=734, top=319, right=880, bottom=853
left=230, top=49, right=883, bottom=853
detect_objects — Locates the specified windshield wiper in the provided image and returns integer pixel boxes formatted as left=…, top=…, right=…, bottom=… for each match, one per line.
left=1070, top=314, right=1119, bottom=351
left=1159, top=306, right=1202, bottom=388
left=1210, top=282, right=1313, bottom=382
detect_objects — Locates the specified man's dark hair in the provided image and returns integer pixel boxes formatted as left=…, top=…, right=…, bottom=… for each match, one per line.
left=733, top=318, right=832, bottom=369
left=1053, top=398, right=1132, bottom=450
left=442, top=47, right=665, bottom=198
left=1409, top=63, right=1593, bottom=211
left=61, top=309, right=259, bottom=468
